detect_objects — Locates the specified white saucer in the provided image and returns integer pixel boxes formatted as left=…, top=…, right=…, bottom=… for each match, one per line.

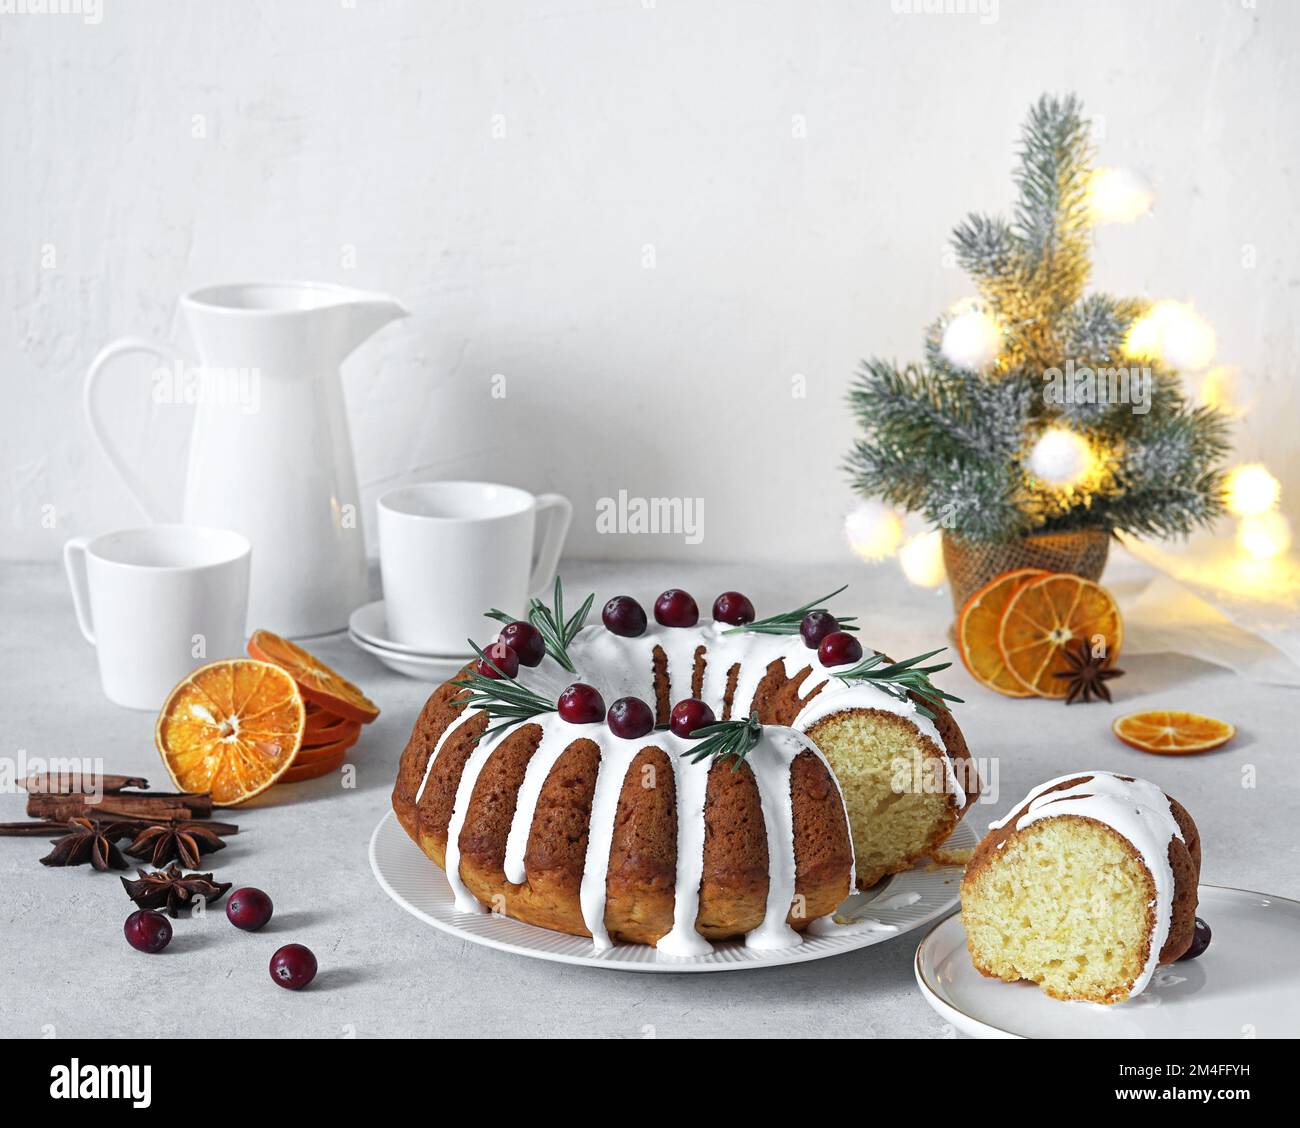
left=348, top=630, right=470, bottom=681
left=915, top=884, right=1300, bottom=1038
left=370, top=808, right=977, bottom=972
left=348, top=599, right=478, bottom=658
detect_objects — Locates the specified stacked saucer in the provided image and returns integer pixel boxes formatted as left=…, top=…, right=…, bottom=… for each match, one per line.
left=347, top=601, right=475, bottom=681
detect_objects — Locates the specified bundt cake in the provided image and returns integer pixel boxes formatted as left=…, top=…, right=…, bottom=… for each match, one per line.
left=391, top=586, right=978, bottom=955
left=961, top=771, right=1201, bottom=1004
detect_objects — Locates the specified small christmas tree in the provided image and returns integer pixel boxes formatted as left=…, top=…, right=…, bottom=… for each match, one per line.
left=845, top=94, right=1231, bottom=547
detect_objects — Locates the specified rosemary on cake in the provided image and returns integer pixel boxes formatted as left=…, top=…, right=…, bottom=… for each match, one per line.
left=487, top=576, right=594, bottom=673
left=831, top=648, right=962, bottom=720
left=681, top=713, right=764, bottom=770
left=720, top=585, right=858, bottom=637
left=453, top=643, right=558, bottom=739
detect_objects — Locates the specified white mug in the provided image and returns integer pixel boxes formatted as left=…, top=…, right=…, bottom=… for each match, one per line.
left=378, top=482, right=572, bottom=653
left=64, top=525, right=252, bottom=710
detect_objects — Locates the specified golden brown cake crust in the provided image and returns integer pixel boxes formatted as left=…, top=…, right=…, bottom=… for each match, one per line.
left=962, top=775, right=1201, bottom=967
left=391, top=647, right=970, bottom=945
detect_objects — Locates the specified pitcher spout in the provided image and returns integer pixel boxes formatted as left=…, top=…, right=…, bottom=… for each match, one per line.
left=338, top=292, right=409, bottom=357
left=179, top=281, right=408, bottom=373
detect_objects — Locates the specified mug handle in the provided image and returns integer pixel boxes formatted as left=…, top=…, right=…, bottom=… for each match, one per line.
left=528, top=493, right=573, bottom=597
left=84, top=335, right=189, bottom=522
left=63, top=536, right=95, bottom=645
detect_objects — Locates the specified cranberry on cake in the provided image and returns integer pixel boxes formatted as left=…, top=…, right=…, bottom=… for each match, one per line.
left=392, top=582, right=979, bottom=954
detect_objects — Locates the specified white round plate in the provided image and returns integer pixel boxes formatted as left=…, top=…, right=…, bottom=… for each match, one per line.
left=916, top=884, right=1300, bottom=1038
left=347, top=631, right=469, bottom=681
left=371, top=808, right=976, bottom=972
left=348, top=600, right=476, bottom=658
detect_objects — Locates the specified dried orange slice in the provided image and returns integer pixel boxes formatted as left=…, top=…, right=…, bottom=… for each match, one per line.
left=1113, top=711, right=1236, bottom=754
left=304, top=706, right=357, bottom=743
left=999, top=574, right=1123, bottom=698
left=279, top=749, right=347, bottom=784
left=295, top=727, right=361, bottom=763
left=302, top=718, right=361, bottom=750
left=956, top=568, right=1047, bottom=696
left=247, top=629, right=379, bottom=724
left=155, top=659, right=305, bottom=806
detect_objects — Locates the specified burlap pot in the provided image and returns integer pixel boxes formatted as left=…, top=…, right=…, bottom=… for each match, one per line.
left=942, top=529, right=1111, bottom=615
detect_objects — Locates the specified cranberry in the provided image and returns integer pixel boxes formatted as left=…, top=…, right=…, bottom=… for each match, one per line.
left=226, top=887, right=274, bottom=931
left=269, top=943, right=318, bottom=990
left=712, top=591, right=756, bottom=626
left=476, top=641, right=519, bottom=680
left=654, top=589, right=699, bottom=628
left=602, top=595, right=648, bottom=637
left=800, top=610, right=840, bottom=649
left=670, top=698, right=716, bottom=738
left=558, top=683, right=606, bottom=724
left=607, top=696, right=655, bottom=739
left=1178, top=917, right=1212, bottom=961
left=498, top=621, right=545, bottom=667
left=124, top=909, right=172, bottom=954
left=818, top=631, right=863, bottom=667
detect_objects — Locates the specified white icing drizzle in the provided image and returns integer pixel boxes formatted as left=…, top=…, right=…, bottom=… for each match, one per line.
left=657, top=741, right=715, bottom=956
left=414, top=613, right=964, bottom=952
left=741, top=727, right=812, bottom=951
left=806, top=915, right=898, bottom=936
left=991, top=771, right=1185, bottom=998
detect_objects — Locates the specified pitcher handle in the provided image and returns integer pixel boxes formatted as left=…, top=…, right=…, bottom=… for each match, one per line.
left=63, top=536, right=95, bottom=645
left=528, top=494, right=573, bottom=597
left=84, top=336, right=188, bottom=522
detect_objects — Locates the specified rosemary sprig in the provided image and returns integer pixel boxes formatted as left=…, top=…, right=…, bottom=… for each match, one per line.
left=721, top=585, right=858, bottom=636
left=681, top=713, right=764, bottom=771
left=452, top=642, right=557, bottom=739
left=486, top=576, right=594, bottom=674
left=831, top=648, right=963, bottom=721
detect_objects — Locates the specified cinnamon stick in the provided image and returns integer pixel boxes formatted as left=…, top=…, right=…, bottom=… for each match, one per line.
left=0, top=816, right=238, bottom=838
left=0, top=821, right=72, bottom=836
left=25, top=792, right=213, bottom=822
left=20, top=773, right=150, bottom=794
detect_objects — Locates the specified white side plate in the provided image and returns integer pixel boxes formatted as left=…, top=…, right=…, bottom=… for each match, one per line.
left=349, top=599, right=477, bottom=659
left=915, top=885, right=1300, bottom=1038
left=347, top=630, right=470, bottom=681
left=371, top=809, right=976, bottom=972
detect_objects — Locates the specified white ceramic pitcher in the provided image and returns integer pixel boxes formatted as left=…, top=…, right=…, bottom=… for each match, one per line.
left=84, top=281, right=408, bottom=637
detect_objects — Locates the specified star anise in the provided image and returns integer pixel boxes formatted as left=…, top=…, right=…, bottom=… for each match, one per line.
left=1054, top=639, right=1125, bottom=704
left=124, top=821, right=226, bottom=868
left=120, top=865, right=232, bottom=918
left=39, top=817, right=133, bottom=871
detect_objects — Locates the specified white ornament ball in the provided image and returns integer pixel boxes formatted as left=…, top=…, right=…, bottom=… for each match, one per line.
left=844, top=501, right=904, bottom=562
left=898, top=530, right=946, bottom=589
left=940, top=308, right=1002, bottom=371
left=1237, top=512, right=1292, bottom=561
left=1027, top=428, right=1094, bottom=488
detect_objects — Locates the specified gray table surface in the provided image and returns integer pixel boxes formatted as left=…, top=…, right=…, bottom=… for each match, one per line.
left=1, top=556, right=1295, bottom=1039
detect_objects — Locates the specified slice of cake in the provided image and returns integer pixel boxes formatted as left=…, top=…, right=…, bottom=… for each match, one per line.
left=960, top=771, right=1200, bottom=1004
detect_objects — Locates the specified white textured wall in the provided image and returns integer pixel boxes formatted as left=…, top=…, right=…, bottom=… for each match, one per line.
left=4, top=0, right=1297, bottom=564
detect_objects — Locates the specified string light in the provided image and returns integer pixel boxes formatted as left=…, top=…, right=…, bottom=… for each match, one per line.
left=844, top=501, right=904, bottom=562
left=1224, top=464, right=1282, bottom=518
left=1197, top=365, right=1248, bottom=417
left=1123, top=300, right=1216, bottom=372
left=898, top=530, right=946, bottom=588
left=1087, top=167, right=1153, bottom=224
left=1237, top=512, right=1292, bottom=561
